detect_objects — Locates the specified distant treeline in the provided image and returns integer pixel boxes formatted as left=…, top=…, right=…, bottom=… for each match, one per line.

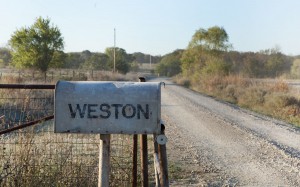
left=0, top=48, right=161, bottom=73
left=2, top=46, right=300, bottom=79
left=155, top=48, right=300, bottom=79
left=154, top=26, right=300, bottom=79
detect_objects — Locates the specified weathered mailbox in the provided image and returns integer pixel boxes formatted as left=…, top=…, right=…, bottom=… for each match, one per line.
left=55, top=81, right=161, bottom=134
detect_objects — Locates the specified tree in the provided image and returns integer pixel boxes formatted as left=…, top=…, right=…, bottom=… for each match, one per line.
left=130, top=61, right=139, bottom=72
left=291, top=59, right=300, bottom=78
left=64, top=52, right=82, bottom=68
left=49, top=50, right=66, bottom=69
left=155, top=49, right=183, bottom=76
left=188, top=26, right=231, bottom=52
left=105, top=47, right=133, bottom=74
left=241, top=54, right=262, bottom=77
left=9, top=17, right=64, bottom=73
left=81, top=53, right=109, bottom=70
left=181, top=26, right=232, bottom=76
left=0, top=48, right=12, bottom=67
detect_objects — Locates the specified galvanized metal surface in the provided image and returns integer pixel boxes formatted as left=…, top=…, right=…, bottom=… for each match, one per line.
left=156, top=134, right=168, bottom=145
left=55, top=81, right=161, bottom=134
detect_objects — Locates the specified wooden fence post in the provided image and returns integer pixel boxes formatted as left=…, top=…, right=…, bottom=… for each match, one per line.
left=98, top=134, right=111, bottom=187
left=158, top=125, right=169, bottom=187
left=153, top=134, right=161, bottom=187
left=140, top=134, right=148, bottom=187
left=132, top=134, right=138, bottom=187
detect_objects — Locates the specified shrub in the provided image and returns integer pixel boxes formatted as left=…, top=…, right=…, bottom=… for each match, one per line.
left=174, top=75, right=190, bottom=88
left=238, top=87, right=266, bottom=109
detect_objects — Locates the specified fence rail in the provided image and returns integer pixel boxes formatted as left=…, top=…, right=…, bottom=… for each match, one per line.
left=0, top=84, right=156, bottom=186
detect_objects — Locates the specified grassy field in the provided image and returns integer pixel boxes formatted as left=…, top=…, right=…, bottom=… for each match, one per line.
left=175, top=74, right=300, bottom=127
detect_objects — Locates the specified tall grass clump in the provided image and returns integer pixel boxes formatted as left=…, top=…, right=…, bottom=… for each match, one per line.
left=0, top=69, right=138, bottom=84
left=0, top=126, right=99, bottom=186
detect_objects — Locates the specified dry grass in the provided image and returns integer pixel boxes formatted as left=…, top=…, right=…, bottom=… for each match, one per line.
left=0, top=127, right=99, bottom=186
left=175, top=74, right=300, bottom=127
left=0, top=69, right=138, bottom=84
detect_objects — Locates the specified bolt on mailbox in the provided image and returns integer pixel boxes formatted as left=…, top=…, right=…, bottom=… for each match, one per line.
left=55, top=81, right=161, bottom=134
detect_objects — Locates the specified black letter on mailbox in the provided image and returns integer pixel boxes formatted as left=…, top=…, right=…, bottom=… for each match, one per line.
left=100, top=104, right=111, bottom=119
left=137, top=104, right=149, bottom=119
left=88, top=104, right=98, bottom=118
left=122, top=104, right=136, bottom=118
left=111, top=104, right=123, bottom=119
left=68, top=104, right=87, bottom=118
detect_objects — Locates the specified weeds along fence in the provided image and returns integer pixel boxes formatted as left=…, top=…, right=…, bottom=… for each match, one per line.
left=0, top=84, right=155, bottom=186
left=0, top=69, right=138, bottom=83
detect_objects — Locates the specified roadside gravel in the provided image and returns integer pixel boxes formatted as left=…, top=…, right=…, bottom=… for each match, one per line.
left=155, top=78, right=300, bottom=186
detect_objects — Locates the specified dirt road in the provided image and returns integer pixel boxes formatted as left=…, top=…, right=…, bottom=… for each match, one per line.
left=155, top=78, right=300, bottom=186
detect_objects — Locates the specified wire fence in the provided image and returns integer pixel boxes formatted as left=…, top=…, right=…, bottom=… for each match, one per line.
left=0, top=68, right=139, bottom=83
left=0, top=85, right=155, bottom=186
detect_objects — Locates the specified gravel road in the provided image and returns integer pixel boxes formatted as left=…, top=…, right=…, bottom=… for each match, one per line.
left=154, top=78, right=300, bottom=186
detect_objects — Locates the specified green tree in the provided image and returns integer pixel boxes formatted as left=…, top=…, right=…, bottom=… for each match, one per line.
left=155, top=49, right=183, bottom=76
left=241, top=54, right=262, bottom=77
left=81, top=53, right=109, bottom=70
left=64, top=52, right=82, bottom=68
left=188, top=26, right=231, bottom=52
left=130, top=61, right=139, bottom=72
left=290, top=59, right=300, bottom=78
left=181, top=26, right=232, bottom=76
left=0, top=47, right=12, bottom=66
left=181, top=46, right=208, bottom=75
left=201, top=57, right=231, bottom=76
left=266, top=52, right=285, bottom=77
left=105, top=47, right=133, bottom=74
left=49, top=50, right=66, bottom=69
left=9, top=17, right=64, bottom=73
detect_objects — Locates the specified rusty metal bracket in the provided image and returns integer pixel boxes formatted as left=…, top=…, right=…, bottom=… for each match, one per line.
left=0, top=115, right=54, bottom=135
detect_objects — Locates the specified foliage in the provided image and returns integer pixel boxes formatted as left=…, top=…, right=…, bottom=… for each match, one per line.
left=201, top=57, right=231, bottom=76
left=155, top=49, right=183, bottom=77
left=129, top=61, right=139, bottom=72
left=181, top=46, right=206, bottom=76
left=240, top=53, right=263, bottom=77
left=9, top=17, right=64, bottom=72
left=132, top=52, right=161, bottom=64
left=49, top=50, right=66, bottom=68
left=188, top=26, right=232, bottom=51
left=265, top=50, right=286, bottom=77
left=290, top=59, right=300, bottom=78
left=221, top=49, right=291, bottom=78
left=181, top=26, right=232, bottom=78
left=0, top=47, right=12, bottom=67
left=105, top=47, right=134, bottom=74
left=81, top=53, right=109, bottom=70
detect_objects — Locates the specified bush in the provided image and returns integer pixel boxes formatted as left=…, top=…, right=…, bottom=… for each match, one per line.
left=238, top=87, right=266, bottom=109
left=174, top=75, right=190, bottom=88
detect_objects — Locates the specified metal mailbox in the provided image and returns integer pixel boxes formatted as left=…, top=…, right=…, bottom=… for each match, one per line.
left=55, top=81, right=161, bottom=134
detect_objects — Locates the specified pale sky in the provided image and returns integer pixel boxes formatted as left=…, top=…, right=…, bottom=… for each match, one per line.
left=1, top=0, right=300, bottom=56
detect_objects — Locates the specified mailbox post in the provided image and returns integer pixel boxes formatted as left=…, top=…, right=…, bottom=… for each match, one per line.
left=139, top=77, right=148, bottom=187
